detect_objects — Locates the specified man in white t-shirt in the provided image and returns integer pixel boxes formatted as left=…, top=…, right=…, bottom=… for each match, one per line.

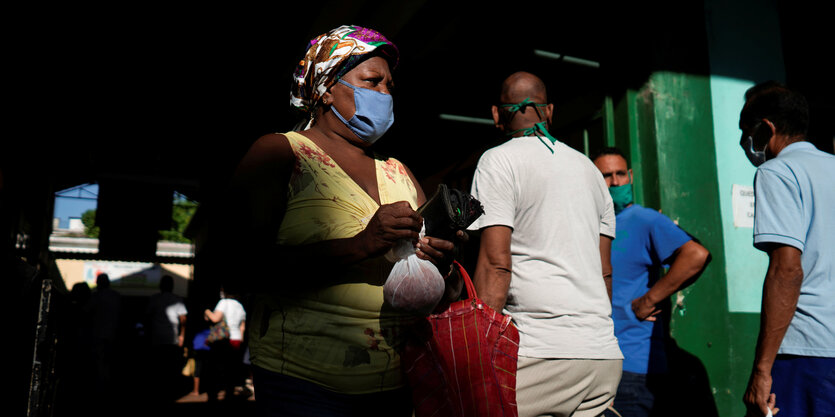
left=146, top=274, right=187, bottom=401
left=469, top=71, right=622, bottom=417
left=147, top=275, right=188, bottom=347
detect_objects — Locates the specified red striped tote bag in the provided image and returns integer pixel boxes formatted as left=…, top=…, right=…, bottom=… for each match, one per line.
left=404, top=261, right=519, bottom=417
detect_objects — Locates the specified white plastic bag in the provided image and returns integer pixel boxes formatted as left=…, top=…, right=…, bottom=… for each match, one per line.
left=383, top=227, right=445, bottom=316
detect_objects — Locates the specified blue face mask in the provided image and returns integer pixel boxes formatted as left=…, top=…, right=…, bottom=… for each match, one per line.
left=331, top=79, right=394, bottom=144
left=741, top=135, right=767, bottom=167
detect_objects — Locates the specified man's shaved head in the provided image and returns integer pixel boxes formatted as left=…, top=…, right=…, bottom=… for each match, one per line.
left=492, top=71, right=553, bottom=135
left=500, top=71, right=548, bottom=104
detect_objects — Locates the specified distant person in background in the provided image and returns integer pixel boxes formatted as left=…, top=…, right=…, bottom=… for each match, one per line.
left=146, top=274, right=188, bottom=402
left=59, top=282, right=96, bottom=411
left=593, top=147, right=710, bottom=416
left=176, top=326, right=211, bottom=403
left=738, top=81, right=835, bottom=417
left=204, top=288, right=246, bottom=401
left=191, top=328, right=211, bottom=397
left=90, top=273, right=121, bottom=398
left=69, top=281, right=95, bottom=357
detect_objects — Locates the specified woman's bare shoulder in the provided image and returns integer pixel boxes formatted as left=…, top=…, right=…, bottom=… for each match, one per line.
left=235, top=133, right=295, bottom=176
left=249, top=133, right=294, bottom=160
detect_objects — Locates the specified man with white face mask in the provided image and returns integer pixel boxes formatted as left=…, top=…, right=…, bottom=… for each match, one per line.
left=739, top=81, right=835, bottom=417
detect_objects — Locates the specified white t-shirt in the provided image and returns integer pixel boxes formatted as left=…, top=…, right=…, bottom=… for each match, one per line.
left=469, top=137, right=622, bottom=360
left=214, top=298, right=246, bottom=341
left=147, top=292, right=187, bottom=346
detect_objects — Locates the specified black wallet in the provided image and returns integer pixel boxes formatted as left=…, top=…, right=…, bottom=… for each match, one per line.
left=417, top=184, right=484, bottom=241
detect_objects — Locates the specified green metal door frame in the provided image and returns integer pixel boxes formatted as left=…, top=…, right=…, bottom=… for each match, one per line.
left=603, top=71, right=760, bottom=415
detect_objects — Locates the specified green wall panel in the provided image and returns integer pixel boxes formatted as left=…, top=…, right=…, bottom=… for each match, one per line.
left=708, top=76, right=770, bottom=313
left=614, top=72, right=761, bottom=416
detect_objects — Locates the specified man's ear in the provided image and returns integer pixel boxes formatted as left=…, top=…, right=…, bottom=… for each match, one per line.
left=545, top=103, right=554, bottom=125
left=762, top=118, right=777, bottom=137
left=628, top=169, right=634, bottom=185
left=756, top=118, right=777, bottom=151
left=491, top=105, right=503, bottom=131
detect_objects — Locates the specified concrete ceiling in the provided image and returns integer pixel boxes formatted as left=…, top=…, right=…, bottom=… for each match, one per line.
left=7, top=2, right=622, bottom=197
left=5, top=1, right=830, bottom=205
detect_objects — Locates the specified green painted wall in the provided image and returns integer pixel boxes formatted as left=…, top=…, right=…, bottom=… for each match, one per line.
left=599, top=2, right=792, bottom=413
left=610, top=73, right=761, bottom=416
left=648, top=73, right=759, bottom=416
left=708, top=76, right=770, bottom=313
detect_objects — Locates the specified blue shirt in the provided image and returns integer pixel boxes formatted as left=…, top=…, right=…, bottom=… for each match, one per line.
left=753, top=141, right=835, bottom=358
left=612, top=204, right=692, bottom=374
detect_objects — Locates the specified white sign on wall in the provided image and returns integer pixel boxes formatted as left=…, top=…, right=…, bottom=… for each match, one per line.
left=84, top=261, right=154, bottom=284
left=732, top=184, right=755, bottom=228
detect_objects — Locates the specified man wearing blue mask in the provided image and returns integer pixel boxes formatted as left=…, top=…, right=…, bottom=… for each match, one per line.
left=739, top=81, right=835, bottom=417
left=593, top=147, right=710, bottom=417
left=470, top=71, right=623, bottom=417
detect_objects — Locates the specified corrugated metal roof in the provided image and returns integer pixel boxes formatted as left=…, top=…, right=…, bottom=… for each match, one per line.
left=49, top=236, right=194, bottom=258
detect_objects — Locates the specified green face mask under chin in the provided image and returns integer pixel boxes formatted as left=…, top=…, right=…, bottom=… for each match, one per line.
left=608, top=183, right=633, bottom=214
left=500, top=98, right=558, bottom=153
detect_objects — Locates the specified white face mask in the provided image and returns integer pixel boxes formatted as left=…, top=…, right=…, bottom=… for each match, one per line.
left=741, top=135, right=767, bottom=167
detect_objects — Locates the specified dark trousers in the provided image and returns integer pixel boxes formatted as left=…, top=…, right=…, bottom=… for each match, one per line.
left=771, top=354, right=835, bottom=417
left=609, top=371, right=655, bottom=417
left=150, top=344, right=185, bottom=402
left=205, top=340, right=243, bottom=398
left=252, top=366, right=412, bottom=417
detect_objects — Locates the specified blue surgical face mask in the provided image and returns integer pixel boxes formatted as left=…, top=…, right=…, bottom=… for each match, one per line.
left=331, top=79, right=394, bottom=144
left=741, top=135, right=767, bottom=167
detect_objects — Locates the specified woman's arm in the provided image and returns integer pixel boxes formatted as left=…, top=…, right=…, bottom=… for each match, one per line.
left=214, top=134, right=293, bottom=292
left=204, top=308, right=224, bottom=324
left=223, top=134, right=424, bottom=291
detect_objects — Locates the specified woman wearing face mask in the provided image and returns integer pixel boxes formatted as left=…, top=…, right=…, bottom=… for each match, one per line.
left=226, top=25, right=462, bottom=416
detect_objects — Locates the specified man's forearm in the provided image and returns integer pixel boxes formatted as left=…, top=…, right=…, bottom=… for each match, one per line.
left=604, top=276, right=612, bottom=301
left=473, top=226, right=513, bottom=312
left=753, top=246, right=803, bottom=374
left=599, top=235, right=613, bottom=301
left=474, top=267, right=511, bottom=312
left=644, top=241, right=708, bottom=305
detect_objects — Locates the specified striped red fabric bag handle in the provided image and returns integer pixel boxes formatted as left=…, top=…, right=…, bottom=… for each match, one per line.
left=455, top=261, right=478, bottom=301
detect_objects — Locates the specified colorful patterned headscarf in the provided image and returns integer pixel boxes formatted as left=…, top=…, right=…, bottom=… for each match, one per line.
left=290, top=25, right=399, bottom=117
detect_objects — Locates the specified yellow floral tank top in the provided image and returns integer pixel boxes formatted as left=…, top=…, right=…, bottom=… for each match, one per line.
left=248, top=131, right=419, bottom=394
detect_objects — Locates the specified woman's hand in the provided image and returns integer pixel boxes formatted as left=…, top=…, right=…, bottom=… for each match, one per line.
left=416, top=230, right=468, bottom=275
left=421, top=230, right=469, bottom=312
left=416, top=236, right=455, bottom=275
left=357, top=201, right=423, bottom=258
